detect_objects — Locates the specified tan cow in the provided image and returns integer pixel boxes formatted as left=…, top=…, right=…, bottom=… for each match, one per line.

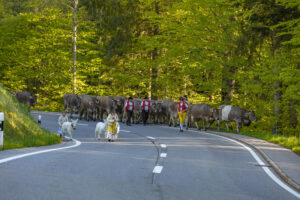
left=187, top=103, right=218, bottom=131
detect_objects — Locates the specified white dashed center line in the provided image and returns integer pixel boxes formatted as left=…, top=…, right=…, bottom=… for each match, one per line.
left=153, top=166, right=163, bottom=174
left=160, top=153, right=167, bottom=158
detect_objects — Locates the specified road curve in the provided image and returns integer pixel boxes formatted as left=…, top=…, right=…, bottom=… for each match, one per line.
left=0, top=113, right=298, bottom=200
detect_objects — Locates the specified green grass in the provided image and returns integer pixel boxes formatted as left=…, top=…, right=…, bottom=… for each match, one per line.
left=0, top=84, right=61, bottom=150
left=210, top=122, right=300, bottom=156
left=237, top=130, right=300, bottom=155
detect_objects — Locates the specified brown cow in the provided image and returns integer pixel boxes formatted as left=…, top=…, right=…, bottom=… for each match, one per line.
left=109, top=96, right=126, bottom=121
left=96, top=96, right=117, bottom=121
left=63, top=93, right=81, bottom=118
left=79, top=95, right=98, bottom=121
left=132, top=98, right=142, bottom=124
left=150, top=100, right=164, bottom=124
left=15, top=91, right=37, bottom=112
left=159, top=100, right=178, bottom=127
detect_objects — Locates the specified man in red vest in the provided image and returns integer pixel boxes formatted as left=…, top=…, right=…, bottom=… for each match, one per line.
left=178, top=97, right=188, bottom=132
left=124, top=97, right=134, bottom=126
left=140, top=96, right=152, bottom=125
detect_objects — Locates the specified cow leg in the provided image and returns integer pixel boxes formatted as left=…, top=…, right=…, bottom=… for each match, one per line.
left=217, top=120, right=221, bottom=131
left=27, top=102, right=31, bottom=112
left=236, top=120, right=242, bottom=133
left=79, top=108, right=83, bottom=120
left=70, top=107, right=73, bottom=119
left=186, top=116, right=190, bottom=130
left=63, top=103, right=68, bottom=112
left=173, top=116, right=176, bottom=127
left=225, top=123, right=229, bottom=131
left=195, top=121, right=199, bottom=130
left=207, top=120, right=214, bottom=129
left=202, top=120, right=206, bottom=131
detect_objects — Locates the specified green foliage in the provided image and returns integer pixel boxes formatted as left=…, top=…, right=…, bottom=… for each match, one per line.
left=0, top=0, right=300, bottom=153
left=0, top=83, right=61, bottom=150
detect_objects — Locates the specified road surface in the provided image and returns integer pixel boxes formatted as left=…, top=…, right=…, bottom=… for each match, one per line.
left=0, top=112, right=299, bottom=200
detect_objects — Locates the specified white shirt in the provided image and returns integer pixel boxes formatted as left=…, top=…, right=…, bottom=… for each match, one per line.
left=140, top=100, right=152, bottom=111
left=125, top=101, right=134, bottom=111
left=179, top=102, right=188, bottom=111
left=58, top=115, right=68, bottom=127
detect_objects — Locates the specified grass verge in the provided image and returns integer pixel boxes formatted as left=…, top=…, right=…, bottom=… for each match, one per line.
left=209, top=123, right=300, bottom=156
left=0, top=84, right=61, bottom=150
left=237, top=130, right=300, bottom=156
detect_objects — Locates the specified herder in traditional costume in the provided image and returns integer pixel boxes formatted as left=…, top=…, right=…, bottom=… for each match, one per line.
left=140, top=96, right=152, bottom=125
left=124, top=97, right=134, bottom=126
left=178, top=97, right=188, bottom=132
left=107, top=110, right=119, bottom=142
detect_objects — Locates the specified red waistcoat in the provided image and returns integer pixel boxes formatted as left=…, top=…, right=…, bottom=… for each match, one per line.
left=178, top=102, right=187, bottom=111
left=142, top=100, right=150, bottom=110
left=126, top=101, right=134, bottom=110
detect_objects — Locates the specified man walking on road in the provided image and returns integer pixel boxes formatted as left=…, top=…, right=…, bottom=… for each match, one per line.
left=58, top=111, right=68, bottom=137
left=140, top=96, right=151, bottom=125
left=124, top=97, right=134, bottom=126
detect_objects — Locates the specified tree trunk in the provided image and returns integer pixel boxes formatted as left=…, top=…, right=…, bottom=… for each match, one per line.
left=73, top=0, right=78, bottom=94
left=150, top=2, right=160, bottom=100
left=272, top=32, right=282, bottom=134
left=221, top=65, right=235, bottom=104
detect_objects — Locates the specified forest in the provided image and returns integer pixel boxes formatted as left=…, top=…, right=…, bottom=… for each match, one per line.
left=0, top=0, right=299, bottom=138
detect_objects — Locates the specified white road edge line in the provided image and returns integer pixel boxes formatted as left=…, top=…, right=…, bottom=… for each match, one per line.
left=0, top=139, right=81, bottom=164
left=188, top=129, right=300, bottom=199
left=160, top=153, right=167, bottom=158
left=153, top=165, right=163, bottom=174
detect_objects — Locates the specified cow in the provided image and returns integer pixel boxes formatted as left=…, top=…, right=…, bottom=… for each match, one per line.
left=79, top=95, right=99, bottom=121
left=159, top=100, right=178, bottom=127
left=217, top=105, right=257, bottom=133
left=150, top=100, right=163, bottom=124
left=63, top=93, right=81, bottom=118
left=132, top=98, right=142, bottom=124
left=15, top=91, right=37, bottom=112
left=109, top=96, right=126, bottom=121
left=96, top=96, right=117, bottom=121
left=187, top=103, right=218, bottom=131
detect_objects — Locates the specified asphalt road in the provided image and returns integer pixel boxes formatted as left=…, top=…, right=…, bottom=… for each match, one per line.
left=0, top=112, right=299, bottom=200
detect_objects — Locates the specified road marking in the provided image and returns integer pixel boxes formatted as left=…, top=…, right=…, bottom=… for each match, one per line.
left=161, top=144, right=167, bottom=148
left=153, top=165, right=163, bottom=174
left=120, top=130, right=131, bottom=132
left=160, top=153, right=167, bottom=158
left=0, top=139, right=81, bottom=164
left=77, top=123, right=89, bottom=126
left=188, top=129, right=300, bottom=199
left=147, top=136, right=156, bottom=142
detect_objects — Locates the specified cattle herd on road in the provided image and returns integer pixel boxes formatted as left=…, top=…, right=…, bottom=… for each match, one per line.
left=14, top=91, right=257, bottom=133
left=62, top=93, right=257, bottom=133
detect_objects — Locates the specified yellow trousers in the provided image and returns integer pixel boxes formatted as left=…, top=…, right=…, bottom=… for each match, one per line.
left=108, top=123, right=116, bottom=133
left=178, top=112, right=187, bottom=124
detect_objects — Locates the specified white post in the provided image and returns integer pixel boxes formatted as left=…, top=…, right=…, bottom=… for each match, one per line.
left=0, top=112, right=4, bottom=150
left=38, top=115, right=42, bottom=124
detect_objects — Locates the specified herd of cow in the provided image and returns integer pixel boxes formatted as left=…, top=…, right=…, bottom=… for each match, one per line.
left=13, top=91, right=257, bottom=133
